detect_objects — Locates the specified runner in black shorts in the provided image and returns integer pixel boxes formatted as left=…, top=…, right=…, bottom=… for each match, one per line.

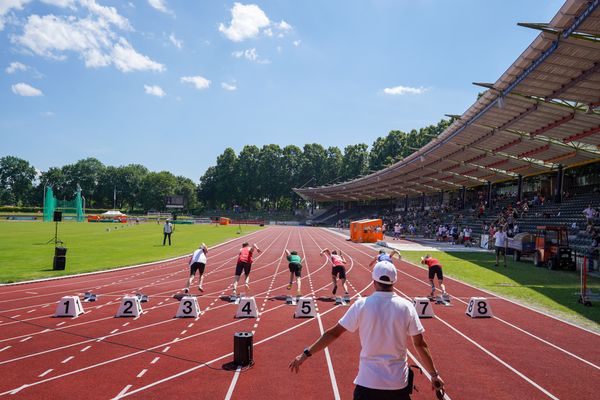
left=186, top=243, right=208, bottom=293
left=320, top=248, right=349, bottom=296
left=421, top=255, right=447, bottom=298
left=285, top=249, right=304, bottom=296
left=232, top=242, right=261, bottom=295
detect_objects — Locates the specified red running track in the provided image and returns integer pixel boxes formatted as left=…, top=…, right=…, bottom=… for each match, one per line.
left=1, top=227, right=599, bottom=399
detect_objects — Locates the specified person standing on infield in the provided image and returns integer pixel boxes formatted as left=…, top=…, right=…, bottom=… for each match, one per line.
left=320, top=248, right=348, bottom=296
left=289, top=261, right=445, bottom=399
left=185, top=243, right=208, bottom=294
left=232, top=242, right=261, bottom=295
left=163, top=219, right=174, bottom=246
left=420, top=255, right=447, bottom=298
left=285, top=249, right=303, bottom=296
left=493, top=226, right=508, bottom=267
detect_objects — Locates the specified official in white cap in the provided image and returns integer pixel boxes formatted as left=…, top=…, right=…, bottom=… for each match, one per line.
left=290, top=261, right=445, bottom=399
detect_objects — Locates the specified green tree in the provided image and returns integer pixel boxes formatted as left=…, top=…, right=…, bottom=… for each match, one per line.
left=61, top=158, right=105, bottom=207
left=341, top=143, right=369, bottom=181
left=139, top=171, right=178, bottom=211
left=0, top=156, right=36, bottom=205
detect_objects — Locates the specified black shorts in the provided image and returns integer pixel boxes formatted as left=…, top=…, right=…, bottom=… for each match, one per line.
left=189, top=262, right=205, bottom=276
left=288, top=263, right=302, bottom=277
left=428, top=265, right=443, bottom=280
left=353, top=369, right=413, bottom=400
left=235, top=261, right=252, bottom=276
left=495, top=246, right=506, bottom=256
left=332, top=266, right=346, bottom=279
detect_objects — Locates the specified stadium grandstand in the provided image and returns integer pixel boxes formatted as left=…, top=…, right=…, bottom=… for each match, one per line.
left=295, top=0, right=600, bottom=258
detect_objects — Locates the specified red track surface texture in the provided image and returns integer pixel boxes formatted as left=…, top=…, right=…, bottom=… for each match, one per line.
left=1, top=227, right=599, bottom=399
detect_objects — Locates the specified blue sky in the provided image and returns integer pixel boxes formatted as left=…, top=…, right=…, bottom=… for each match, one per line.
left=1, top=0, right=564, bottom=181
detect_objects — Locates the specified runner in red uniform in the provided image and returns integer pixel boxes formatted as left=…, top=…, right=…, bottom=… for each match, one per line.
left=232, top=242, right=261, bottom=295
left=320, top=248, right=349, bottom=296
left=421, top=255, right=446, bottom=298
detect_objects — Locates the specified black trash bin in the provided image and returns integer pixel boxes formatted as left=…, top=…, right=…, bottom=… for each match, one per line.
left=53, top=246, right=67, bottom=270
left=233, top=332, right=253, bottom=367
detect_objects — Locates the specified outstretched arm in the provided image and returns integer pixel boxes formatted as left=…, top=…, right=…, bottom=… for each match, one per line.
left=289, top=323, right=347, bottom=373
left=285, top=249, right=291, bottom=256
left=320, top=248, right=331, bottom=257
left=253, top=243, right=261, bottom=253
left=202, top=243, right=208, bottom=254
left=368, top=257, right=377, bottom=268
left=412, top=333, right=444, bottom=392
left=391, top=249, right=402, bottom=260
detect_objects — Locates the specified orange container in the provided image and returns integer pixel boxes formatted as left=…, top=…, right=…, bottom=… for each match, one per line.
left=350, top=219, right=383, bottom=243
left=219, top=217, right=231, bottom=225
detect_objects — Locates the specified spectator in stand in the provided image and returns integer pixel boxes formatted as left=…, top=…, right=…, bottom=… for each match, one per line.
left=513, top=224, right=519, bottom=235
left=394, top=223, right=401, bottom=240
left=583, top=204, right=597, bottom=224
left=463, top=227, right=472, bottom=247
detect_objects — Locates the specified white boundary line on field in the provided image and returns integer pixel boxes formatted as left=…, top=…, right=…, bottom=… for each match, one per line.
left=0, top=229, right=263, bottom=287
left=324, top=228, right=600, bottom=337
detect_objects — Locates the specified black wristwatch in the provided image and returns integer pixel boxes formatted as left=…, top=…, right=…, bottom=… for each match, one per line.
left=303, top=347, right=312, bottom=357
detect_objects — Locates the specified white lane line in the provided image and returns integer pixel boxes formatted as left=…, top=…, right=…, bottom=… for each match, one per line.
left=150, top=357, right=160, bottom=364
left=187, top=323, right=194, bottom=328
left=115, top=384, right=132, bottom=398
left=56, top=322, right=65, bottom=327
left=136, top=369, right=147, bottom=378
left=61, top=356, right=74, bottom=364
left=180, top=330, right=187, bottom=335
left=323, top=228, right=600, bottom=368
left=19, top=336, right=32, bottom=343
left=38, top=369, right=53, bottom=378
left=162, top=346, right=170, bottom=353
left=223, top=366, right=242, bottom=400
left=122, top=322, right=130, bottom=327
left=11, top=315, right=21, bottom=318
left=80, top=346, right=91, bottom=352
left=27, top=309, right=36, bottom=313
left=26, top=292, right=38, bottom=295
left=110, top=329, right=119, bottom=334
left=435, top=316, right=559, bottom=399
left=0, top=346, right=11, bottom=352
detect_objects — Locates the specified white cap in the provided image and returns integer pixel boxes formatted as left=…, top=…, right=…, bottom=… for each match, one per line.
left=372, top=261, right=397, bottom=284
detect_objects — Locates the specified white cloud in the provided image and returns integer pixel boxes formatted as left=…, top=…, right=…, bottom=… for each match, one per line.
left=276, top=45, right=282, bottom=53
left=40, top=0, right=76, bottom=9
left=221, top=82, right=236, bottom=91
left=383, top=85, right=427, bottom=95
left=148, top=0, right=171, bottom=14
left=144, top=84, right=165, bottom=97
left=181, top=75, right=210, bottom=90
left=293, top=40, right=300, bottom=47
left=11, top=82, right=43, bottom=96
left=13, top=12, right=164, bottom=73
left=219, top=2, right=269, bottom=42
left=232, top=47, right=269, bottom=63
left=0, top=0, right=30, bottom=31
left=169, top=33, right=182, bottom=49
left=218, top=3, right=293, bottom=42
left=6, top=61, right=28, bottom=73
left=41, top=111, right=55, bottom=117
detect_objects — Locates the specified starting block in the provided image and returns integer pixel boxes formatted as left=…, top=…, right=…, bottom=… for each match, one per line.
left=335, top=295, right=351, bottom=306
left=286, top=295, right=297, bottom=306
left=435, top=294, right=451, bottom=306
left=176, top=296, right=201, bottom=318
left=83, top=292, right=97, bottom=302
left=229, top=294, right=241, bottom=304
left=466, top=297, right=493, bottom=318
left=413, top=297, right=434, bottom=318
left=55, top=296, right=84, bottom=317
left=294, top=297, right=316, bottom=318
left=135, top=293, right=149, bottom=303
left=235, top=297, right=258, bottom=318
left=116, top=295, right=142, bottom=317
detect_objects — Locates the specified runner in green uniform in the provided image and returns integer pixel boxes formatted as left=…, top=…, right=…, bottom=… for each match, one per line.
left=285, top=249, right=304, bottom=296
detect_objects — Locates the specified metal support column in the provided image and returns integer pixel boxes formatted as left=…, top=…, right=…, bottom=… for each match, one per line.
left=555, top=164, right=564, bottom=204
left=404, top=195, right=408, bottom=212
left=461, top=186, right=466, bottom=210
left=487, top=181, right=492, bottom=206
left=517, top=174, right=523, bottom=202
left=439, top=190, right=444, bottom=206
left=421, top=193, right=425, bottom=211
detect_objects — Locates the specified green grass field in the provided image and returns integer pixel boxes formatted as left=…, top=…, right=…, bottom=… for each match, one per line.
left=401, top=251, right=600, bottom=331
left=0, top=221, right=262, bottom=283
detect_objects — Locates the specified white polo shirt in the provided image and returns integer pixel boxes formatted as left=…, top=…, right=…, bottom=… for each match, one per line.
left=338, top=291, right=424, bottom=390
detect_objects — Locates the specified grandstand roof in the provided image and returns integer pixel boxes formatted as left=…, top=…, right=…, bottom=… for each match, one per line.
left=294, top=0, right=600, bottom=202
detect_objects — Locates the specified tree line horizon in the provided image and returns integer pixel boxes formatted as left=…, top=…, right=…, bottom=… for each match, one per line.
left=0, top=118, right=451, bottom=212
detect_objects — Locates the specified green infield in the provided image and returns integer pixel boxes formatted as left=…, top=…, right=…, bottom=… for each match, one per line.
left=0, top=221, right=262, bottom=283
left=401, top=251, right=600, bottom=331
